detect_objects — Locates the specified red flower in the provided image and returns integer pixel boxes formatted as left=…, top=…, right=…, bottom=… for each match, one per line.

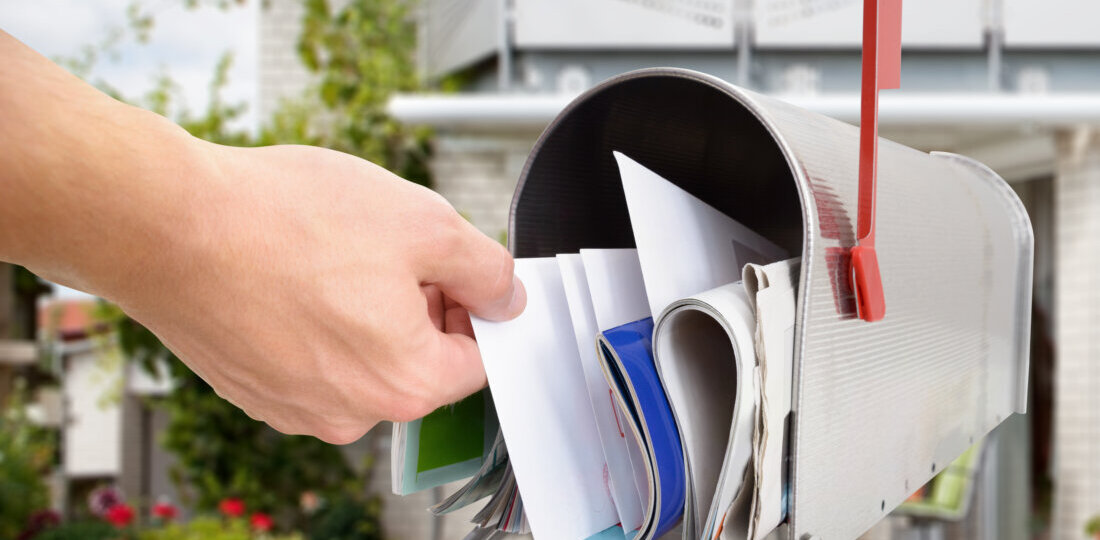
left=250, top=512, right=274, bottom=532
left=219, top=498, right=246, bottom=518
left=151, top=501, right=178, bottom=521
left=104, top=504, right=135, bottom=528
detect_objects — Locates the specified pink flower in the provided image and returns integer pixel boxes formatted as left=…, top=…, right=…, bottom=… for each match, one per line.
left=151, top=501, right=178, bottom=521
left=87, top=485, right=123, bottom=517
left=250, top=512, right=274, bottom=532
left=219, top=497, right=246, bottom=518
left=299, top=491, right=320, bottom=514
left=105, top=504, right=135, bottom=528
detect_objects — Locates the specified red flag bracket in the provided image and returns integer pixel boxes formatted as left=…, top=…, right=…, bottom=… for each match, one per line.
left=850, top=0, right=901, bottom=323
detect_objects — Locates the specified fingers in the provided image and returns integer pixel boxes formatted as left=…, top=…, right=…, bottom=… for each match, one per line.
left=417, top=213, right=526, bottom=322
left=443, top=294, right=474, bottom=338
left=422, top=284, right=445, bottom=331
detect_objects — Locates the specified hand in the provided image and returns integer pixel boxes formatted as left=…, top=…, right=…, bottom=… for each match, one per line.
left=123, top=143, right=526, bottom=444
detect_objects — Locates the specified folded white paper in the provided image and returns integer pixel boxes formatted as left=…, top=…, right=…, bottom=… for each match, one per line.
left=579, top=248, right=654, bottom=528
left=558, top=253, right=646, bottom=533
left=471, top=258, right=620, bottom=540
left=580, top=248, right=652, bottom=330
left=615, top=151, right=787, bottom=319
left=741, top=258, right=799, bottom=540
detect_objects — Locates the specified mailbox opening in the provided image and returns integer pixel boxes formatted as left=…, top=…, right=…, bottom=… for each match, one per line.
left=511, top=73, right=804, bottom=258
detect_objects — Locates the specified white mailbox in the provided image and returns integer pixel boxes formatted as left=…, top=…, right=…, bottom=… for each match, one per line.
left=508, top=68, right=1033, bottom=539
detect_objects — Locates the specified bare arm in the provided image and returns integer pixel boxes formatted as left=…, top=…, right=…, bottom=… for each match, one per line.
left=0, top=30, right=524, bottom=444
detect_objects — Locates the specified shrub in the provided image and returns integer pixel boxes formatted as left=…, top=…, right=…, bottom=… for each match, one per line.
left=0, top=382, right=55, bottom=539
left=32, top=521, right=124, bottom=540
left=138, top=516, right=302, bottom=540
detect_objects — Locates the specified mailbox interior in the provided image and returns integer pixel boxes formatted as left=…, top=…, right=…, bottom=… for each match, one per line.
left=510, top=74, right=804, bottom=258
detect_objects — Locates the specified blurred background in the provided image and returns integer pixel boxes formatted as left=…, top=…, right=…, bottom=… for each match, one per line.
left=0, top=0, right=1096, bottom=539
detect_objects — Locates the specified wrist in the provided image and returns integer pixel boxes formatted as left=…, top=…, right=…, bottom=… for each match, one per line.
left=29, top=104, right=215, bottom=305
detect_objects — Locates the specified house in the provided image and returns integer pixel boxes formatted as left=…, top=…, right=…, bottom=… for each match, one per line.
left=36, top=299, right=181, bottom=520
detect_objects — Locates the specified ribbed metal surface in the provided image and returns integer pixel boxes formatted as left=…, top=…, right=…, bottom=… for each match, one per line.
left=751, top=91, right=1033, bottom=539
left=509, top=68, right=1032, bottom=540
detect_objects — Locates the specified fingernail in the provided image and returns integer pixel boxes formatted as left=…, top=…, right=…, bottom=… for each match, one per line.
left=506, top=274, right=527, bottom=318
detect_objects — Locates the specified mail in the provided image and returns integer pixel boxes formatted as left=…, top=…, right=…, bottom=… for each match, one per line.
left=393, top=152, right=800, bottom=540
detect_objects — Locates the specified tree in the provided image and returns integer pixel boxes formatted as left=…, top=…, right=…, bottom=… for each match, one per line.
left=271, top=0, right=431, bottom=185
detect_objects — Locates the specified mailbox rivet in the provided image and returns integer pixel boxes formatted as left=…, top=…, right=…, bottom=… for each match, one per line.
left=931, top=463, right=937, bottom=473
left=880, top=500, right=886, bottom=511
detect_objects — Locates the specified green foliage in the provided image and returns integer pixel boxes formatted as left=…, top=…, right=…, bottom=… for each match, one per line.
left=139, top=516, right=301, bottom=540
left=0, top=382, right=55, bottom=540
left=282, top=0, right=432, bottom=184
left=9, top=265, right=52, bottom=341
left=1086, top=514, right=1100, bottom=536
left=307, top=495, right=383, bottom=540
left=33, top=521, right=124, bottom=540
left=176, top=54, right=253, bottom=147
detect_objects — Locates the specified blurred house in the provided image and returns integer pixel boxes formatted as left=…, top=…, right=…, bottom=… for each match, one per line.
left=257, top=1, right=1100, bottom=539
left=35, top=299, right=182, bottom=519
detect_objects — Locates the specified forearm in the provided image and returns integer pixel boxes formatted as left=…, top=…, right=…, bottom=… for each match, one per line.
left=0, top=29, right=208, bottom=300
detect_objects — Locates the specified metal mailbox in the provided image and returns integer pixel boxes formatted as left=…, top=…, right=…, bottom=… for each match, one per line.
left=508, top=68, right=1033, bottom=540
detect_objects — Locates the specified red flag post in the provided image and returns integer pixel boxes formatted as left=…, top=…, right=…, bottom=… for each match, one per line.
left=850, top=0, right=902, bottom=322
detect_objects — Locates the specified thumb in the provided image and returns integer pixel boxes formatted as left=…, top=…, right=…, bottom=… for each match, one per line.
left=418, top=217, right=526, bottom=322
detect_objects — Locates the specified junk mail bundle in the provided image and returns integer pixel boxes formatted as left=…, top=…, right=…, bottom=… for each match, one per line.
left=391, top=69, right=1034, bottom=540
left=396, top=152, right=795, bottom=540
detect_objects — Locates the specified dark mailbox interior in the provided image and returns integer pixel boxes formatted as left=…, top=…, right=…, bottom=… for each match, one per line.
left=512, top=74, right=805, bottom=258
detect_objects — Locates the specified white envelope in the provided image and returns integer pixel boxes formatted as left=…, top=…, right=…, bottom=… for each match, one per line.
left=580, top=248, right=652, bottom=330
left=471, top=258, right=620, bottom=540
left=578, top=248, right=654, bottom=529
left=614, top=151, right=786, bottom=319
left=558, top=253, right=646, bottom=533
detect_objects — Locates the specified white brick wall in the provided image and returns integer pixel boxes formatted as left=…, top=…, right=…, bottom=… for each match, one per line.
left=1052, top=128, right=1100, bottom=540
left=430, top=134, right=538, bottom=240
left=258, top=0, right=314, bottom=123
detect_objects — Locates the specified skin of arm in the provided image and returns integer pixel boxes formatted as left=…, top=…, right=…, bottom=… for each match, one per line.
left=0, top=30, right=525, bottom=444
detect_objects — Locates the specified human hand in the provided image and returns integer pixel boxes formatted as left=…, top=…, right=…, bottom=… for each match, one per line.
left=114, top=143, right=526, bottom=444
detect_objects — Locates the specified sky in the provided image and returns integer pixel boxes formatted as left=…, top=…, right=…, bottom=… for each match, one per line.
left=1, top=0, right=259, bottom=129
left=1, top=0, right=260, bottom=300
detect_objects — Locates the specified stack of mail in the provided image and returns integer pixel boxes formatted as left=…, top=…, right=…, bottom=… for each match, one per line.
left=393, top=153, right=800, bottom=540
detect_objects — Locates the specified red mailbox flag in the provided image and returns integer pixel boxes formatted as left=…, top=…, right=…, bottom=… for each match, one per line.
left=851, top=0, right=902, bottom=323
